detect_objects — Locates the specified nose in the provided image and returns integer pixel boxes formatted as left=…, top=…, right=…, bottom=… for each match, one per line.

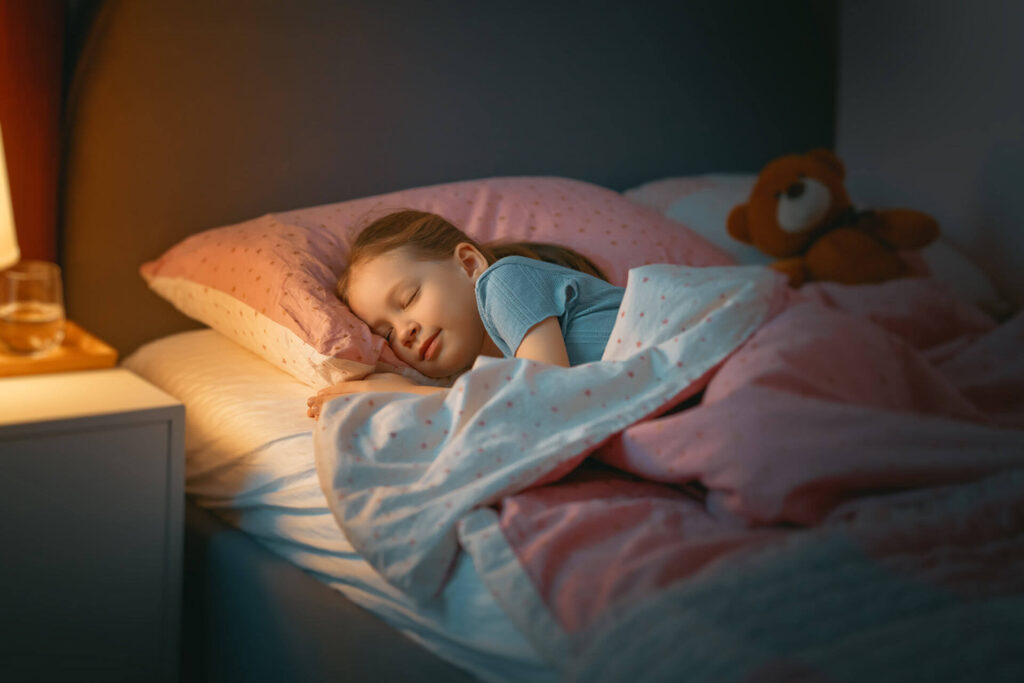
left=399, top=320, right=419, bottom=348
left=785, top=181, right=805, bottom=199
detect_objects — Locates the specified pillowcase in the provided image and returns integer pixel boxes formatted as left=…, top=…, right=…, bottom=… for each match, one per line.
left=625, top=174, right=1012, bottom=318
left=141, top=176, right=734, bottom=387
left=625, top=174, right=772, bottom=266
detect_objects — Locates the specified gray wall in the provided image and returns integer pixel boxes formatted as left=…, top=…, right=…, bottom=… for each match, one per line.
left=63, top=0, right=837, bottom=354
left=836, top=0, right=1023, bottom=305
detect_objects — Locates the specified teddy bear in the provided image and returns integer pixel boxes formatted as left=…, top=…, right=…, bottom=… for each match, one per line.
left=726, top=149, right=939, bottom=287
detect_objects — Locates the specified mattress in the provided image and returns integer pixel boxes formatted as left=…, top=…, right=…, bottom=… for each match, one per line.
left=122, top=329, right=555, bottom=682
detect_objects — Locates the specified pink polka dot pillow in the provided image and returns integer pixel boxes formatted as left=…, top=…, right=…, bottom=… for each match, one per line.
left=141, top=176, right=734, bottom=387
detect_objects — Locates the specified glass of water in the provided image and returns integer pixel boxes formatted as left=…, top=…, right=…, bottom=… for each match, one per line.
left=0, top=261, right=66, bottom=355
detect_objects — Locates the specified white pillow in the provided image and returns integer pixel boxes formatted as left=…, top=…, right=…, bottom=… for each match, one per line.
left=625, top=174, right=1012, bottom=316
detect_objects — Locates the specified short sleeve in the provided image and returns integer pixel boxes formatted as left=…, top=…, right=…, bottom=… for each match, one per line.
left=475, top=258, right=576, bottom=357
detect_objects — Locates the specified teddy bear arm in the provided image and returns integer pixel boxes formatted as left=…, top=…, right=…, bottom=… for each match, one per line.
left=805, top=228, right=909, bottom=284
left=869, top=210, right=940, bottom=250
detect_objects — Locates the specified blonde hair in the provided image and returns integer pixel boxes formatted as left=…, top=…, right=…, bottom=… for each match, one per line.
left=337, top=210, right=607, bottom=302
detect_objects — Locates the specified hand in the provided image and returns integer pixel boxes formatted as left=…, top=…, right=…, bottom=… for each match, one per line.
left=305, top=372, right=438, bottom=419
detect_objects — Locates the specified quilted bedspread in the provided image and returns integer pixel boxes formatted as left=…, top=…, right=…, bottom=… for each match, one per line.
left=315, top=265, right=1024, bottom=681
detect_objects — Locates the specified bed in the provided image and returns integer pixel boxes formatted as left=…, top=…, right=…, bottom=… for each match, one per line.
left=59, top=1, right=1023, bottom=681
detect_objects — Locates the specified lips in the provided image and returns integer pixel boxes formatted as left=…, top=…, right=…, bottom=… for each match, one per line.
left=419, top=330, right=440, bottom=361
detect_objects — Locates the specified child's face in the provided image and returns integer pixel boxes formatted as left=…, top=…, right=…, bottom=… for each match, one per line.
left=346, top=244, right=491, bottom=378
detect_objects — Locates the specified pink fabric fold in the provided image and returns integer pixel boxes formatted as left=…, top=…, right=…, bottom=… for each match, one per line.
left=495, top=279, right=1024, bottom=645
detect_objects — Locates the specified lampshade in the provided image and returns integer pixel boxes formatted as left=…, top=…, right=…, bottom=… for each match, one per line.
left=0, top=121, right=21, bottom=270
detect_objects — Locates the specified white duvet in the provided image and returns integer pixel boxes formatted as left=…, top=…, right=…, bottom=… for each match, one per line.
left=123, top=329, right=553, bottom=682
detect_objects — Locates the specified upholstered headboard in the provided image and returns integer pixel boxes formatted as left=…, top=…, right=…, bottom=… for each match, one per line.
left=61, top=0, right=836, bottom=354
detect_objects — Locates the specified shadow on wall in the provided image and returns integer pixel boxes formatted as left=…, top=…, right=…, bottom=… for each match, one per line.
left=836, top=0, right=1024, bottom=308
left=977, top=142, right=1024, bottom=305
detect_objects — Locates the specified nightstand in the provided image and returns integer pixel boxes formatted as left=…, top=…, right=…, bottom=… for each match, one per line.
left=0, top=368, right=184, bottom=682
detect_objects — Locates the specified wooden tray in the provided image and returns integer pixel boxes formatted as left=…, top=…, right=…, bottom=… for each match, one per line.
left=0, top=321, right=118, bottom=377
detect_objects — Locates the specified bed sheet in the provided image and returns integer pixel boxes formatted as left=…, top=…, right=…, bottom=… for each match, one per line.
left=315, top=264, right=1024, bottom=679
left=122, top=330, right=554, bottom=683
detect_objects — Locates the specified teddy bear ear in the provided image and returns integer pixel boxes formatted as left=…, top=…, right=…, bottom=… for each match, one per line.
left=727, top=204, right=753, bottom=244
left=807, top=148, right=845, bottom=178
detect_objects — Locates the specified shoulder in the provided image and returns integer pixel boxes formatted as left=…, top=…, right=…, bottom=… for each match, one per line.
left=476, top=256, right=582, bottom=316
left=478, top=256, right=579, bottom=288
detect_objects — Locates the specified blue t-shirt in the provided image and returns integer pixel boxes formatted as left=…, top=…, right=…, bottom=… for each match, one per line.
left=475, top=256, right=625, bottom=366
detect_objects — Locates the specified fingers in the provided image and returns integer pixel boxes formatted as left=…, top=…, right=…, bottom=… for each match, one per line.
left=306, top=394, right=324, bottom=419
left=306, top=378, right=375, bottom=419
left=306, top=384, right=356, bottom=419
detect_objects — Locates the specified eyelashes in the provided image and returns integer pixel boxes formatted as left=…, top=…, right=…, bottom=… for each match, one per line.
left=383, top=286, right=419, bottom=344
left=404, top=287, right=419, bottom=308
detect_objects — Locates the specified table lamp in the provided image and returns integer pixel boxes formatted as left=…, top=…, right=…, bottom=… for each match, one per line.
left=0, top=121, right=18, bottom=270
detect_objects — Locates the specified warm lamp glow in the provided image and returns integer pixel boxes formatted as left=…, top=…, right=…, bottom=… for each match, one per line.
left=0, top=121, right=20, bottom=270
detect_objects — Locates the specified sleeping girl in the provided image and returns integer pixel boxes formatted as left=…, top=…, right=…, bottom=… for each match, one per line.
left=306, top=210, right=625, bottom=418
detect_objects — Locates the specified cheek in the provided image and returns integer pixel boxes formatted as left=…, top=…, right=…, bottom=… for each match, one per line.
left=459, top=293, right=484, bottom=333
left=438, top=281, right=477, bottom=321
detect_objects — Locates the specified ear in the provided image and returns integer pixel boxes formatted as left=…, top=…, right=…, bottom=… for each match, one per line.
left=727, top=204, right=753, bottom=244
left=453, top=242, right=489, bottom=279
left=807, top=148, right=845, bottom=179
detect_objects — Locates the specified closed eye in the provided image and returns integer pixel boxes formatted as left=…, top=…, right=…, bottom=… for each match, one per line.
left=403, top=287, right=419, bottom=309
left=379, top=286, right=417, bottom=343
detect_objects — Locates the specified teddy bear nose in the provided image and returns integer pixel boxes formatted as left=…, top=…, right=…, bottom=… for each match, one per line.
left=786, top=181, right=805, bottom=199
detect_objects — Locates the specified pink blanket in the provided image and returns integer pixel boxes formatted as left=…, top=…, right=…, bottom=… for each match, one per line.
left=315, top=267, right=1024, bottom=677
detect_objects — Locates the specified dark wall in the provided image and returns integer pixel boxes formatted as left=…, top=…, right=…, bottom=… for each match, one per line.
left=836, top=0, right=1023, bottom=304
left=61, top=0, right=836, bottom=353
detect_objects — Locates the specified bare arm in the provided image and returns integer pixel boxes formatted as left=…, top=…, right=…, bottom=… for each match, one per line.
left=514, top=316, right=570, bottom=368
left=309, top=319, right=569, bottom=419
left=306, top=372, right=445, bottom=418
